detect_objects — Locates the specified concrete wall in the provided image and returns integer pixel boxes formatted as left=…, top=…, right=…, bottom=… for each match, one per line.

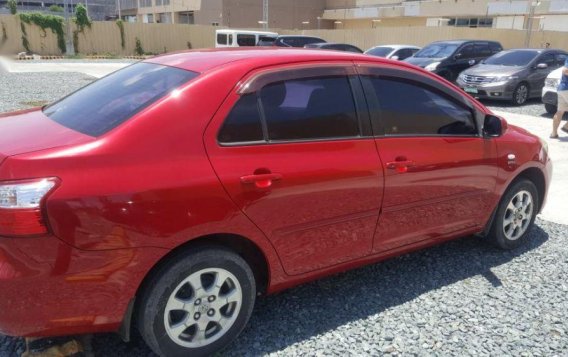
left=2, top=14, right=568, bottom=56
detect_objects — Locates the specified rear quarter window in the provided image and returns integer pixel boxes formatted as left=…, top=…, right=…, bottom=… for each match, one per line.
left=44, top=63, right=198, bottom=137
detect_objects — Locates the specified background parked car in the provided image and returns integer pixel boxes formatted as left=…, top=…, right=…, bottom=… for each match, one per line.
left=304, top=42, right=363, bottom=53
left=405, top=40, right=503, bottom=82
left=257, top=35, right=326, bottom=47
left=542, top=67, right=564, bottom=113
left=215, top=29, right=279, bottom=48
left=457, top=49, right=568, bottom=105
left=365, top=45, right=420, bottom=61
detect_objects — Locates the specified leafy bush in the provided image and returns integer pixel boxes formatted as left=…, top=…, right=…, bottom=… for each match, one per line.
left=19, top=13, right=66, bottom=53
left=74, top=3, right=91, bottom=31
left=8, top=0, right=17, bottom=15
left=48, top=5, right=64, bottom=12
left=135, top=37, right=144, bottom=56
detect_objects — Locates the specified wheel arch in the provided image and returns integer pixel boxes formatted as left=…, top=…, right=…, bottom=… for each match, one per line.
left=514, top=167, right=546, bottom=213
left=120, top=233, right=271, bottom=341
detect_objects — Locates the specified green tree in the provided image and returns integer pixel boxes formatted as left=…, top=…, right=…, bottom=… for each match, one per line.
left=74, top=3, right=91, bottom=31
left=8, top=0, right=17, bottom=15
left=49, top=5, right=64, bottom=12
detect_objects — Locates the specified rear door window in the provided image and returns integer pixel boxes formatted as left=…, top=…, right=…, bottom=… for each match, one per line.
left=259, top=77, right=359, bottom=141
left=556, top=53, right=568, bottom=66
left=44, top=63, right=198, bottom=137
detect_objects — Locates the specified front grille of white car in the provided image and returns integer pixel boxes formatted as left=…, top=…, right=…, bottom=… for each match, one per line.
left=545, top=78, right=559, bottom=89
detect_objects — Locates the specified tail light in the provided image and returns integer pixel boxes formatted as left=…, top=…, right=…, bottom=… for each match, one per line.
left=0, top=178, right=59, bottom=237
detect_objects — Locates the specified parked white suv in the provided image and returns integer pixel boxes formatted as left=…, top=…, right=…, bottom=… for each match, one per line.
left=542, top=67, right=563, bottom=114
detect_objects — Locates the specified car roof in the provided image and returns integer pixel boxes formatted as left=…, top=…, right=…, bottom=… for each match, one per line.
left=429, top=39, right=500, bottom=45
left=371, top=44, right=420, bottom=50
left=277, top=35, right=323, bottom=39
left=146, top=48, right=373, bottom=73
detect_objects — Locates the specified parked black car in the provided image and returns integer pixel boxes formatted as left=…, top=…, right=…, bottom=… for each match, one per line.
left=304, top=42, right=363, bottom=53
left=257, top=35, right=326, bottom=48
left=405, top=40, right=503, bottom=82
left=456, top=49, right=568, bottom=105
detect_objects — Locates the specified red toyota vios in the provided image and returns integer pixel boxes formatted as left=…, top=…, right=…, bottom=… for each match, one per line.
left=0, top=49, right=552, bottom=356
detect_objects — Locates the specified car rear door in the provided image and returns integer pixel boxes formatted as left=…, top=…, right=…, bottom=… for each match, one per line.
left=529, top=52, right=557, bottom=97
left=357, top=64, right=499, bottom=252
left=204, top=64, right=384, bottom=276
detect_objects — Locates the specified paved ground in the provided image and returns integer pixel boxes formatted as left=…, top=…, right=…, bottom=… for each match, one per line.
left=0, top=62, right=567, bottom=357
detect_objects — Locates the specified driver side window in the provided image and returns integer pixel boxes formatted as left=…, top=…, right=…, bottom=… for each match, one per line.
left=457, top=45, right=475, bottom=59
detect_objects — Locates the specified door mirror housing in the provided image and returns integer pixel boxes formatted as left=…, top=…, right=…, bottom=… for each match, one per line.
left=483, top=114, right=507, bottom=137
left=536, top=63, right=548, bottom=69
left=454, top=53, right=462, bottom=60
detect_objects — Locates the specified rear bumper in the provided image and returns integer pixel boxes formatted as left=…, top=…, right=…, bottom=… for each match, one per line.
left=0, top=235, right=167, bottom=337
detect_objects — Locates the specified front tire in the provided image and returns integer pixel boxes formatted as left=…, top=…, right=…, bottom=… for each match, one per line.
left=489, top=179, right=538, bottom=250
left=137, top=246, right=256, bottom=357
left=545, top=103, right=557, bottom=114
left=511, top=83, right=529, bottom=106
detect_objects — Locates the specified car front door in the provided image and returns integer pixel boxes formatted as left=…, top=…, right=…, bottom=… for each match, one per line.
left=357, top=64, right=499, bottom=252
left=205, top=64, right=384, bottom=275
left=448, top=44, right=476, bottom=81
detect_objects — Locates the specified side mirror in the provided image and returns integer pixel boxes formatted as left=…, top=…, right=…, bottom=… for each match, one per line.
left=483, top=114, right=507, bottom=137
left=390, top=55, right=399, bottom=61
left=454, top=53, right=462, bottom=60
left=536, top=63, right=548, bottom=69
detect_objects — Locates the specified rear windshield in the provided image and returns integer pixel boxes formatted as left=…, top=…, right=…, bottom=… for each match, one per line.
left=414, top=44, right=459, bottom=58
left=279, top=37, right=325, bottom=47
left=44, top=63, right=198, bottom=137
left=484, top=50, right=539, bottom=66
left=365, top=47, right=393, bottom=57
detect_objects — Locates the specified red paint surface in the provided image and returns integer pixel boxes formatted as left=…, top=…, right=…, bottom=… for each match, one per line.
left=0, top=49, right=551, bottom=337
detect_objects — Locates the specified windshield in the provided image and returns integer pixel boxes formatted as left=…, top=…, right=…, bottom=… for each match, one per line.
left=484, top=50, right=539, bottom=66
left=365, top=47, right=393, bottom=57
left=414, top=44, right=459, bottom=58
left=44, top=63, right=198, bottom=137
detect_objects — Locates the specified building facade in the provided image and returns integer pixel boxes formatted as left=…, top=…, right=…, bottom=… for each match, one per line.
left=323, top=0, right=568, bottom=32
left=119, top=0, right=331, bottom=29
left=0, top=0, right=117, bottom=20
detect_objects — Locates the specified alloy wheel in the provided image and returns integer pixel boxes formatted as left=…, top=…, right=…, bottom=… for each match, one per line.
left=514, top=84, right=528, bottom=105
left=502, top=190, right=533, bottom=241
left=164, top=268, right=243, bottom=348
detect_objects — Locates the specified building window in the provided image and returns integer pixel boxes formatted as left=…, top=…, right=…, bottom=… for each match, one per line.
left=211, top=22, right=220, bottom=26
left=139, top=0, right=152, bottom=7
left=155, top=0, right=162, bottom=5
left=448, top=17, right=493, bottom=28
left=163, top=0, right=170, bottom=5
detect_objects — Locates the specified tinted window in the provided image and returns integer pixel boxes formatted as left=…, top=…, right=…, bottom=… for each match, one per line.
left=217, top=33, right=227, bottom=45
left=237, top=34, right=256, bottom=47
left=393, top=49, right=412, bottom=60
left=474, top=44, right=491, bottom=57
left=344, top=45, right=363, bottom=53
left=366, top=77, right=476, bottom=136
left=484, top=50, right=539, bottom=66
left=260, top=76, right=359, bottom=141
left=539, top=53, right=555, bottom=66
left=218, top=94, right=263, bottom=143
left=280, top=37, right=325, bottom=47
left=556, top=53, right=568, bottom=66
left=414, top=43, right=459, bottom=58
left=44, top=63, right=197, bottom=137
left=257, top=36, right=276, bottom=46
left=489, top=42, right=502, bottom=53
left=366, top=47, right=393, bottom=57
left=457, top=45, right=475, bottom=59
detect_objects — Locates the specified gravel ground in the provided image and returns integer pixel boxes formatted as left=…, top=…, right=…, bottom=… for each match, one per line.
left=0, top=72, right=567, bottom=356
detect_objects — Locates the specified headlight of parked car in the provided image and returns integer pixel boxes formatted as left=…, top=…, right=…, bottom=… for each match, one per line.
left=425, top=62, right=440, bottom=71
left=545, top=78, right=559, bottom=88
left=492, top=75, right=518, bottom=83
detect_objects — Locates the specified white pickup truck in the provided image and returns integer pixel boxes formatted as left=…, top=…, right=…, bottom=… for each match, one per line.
left=542, top=67, right=563, bottom=114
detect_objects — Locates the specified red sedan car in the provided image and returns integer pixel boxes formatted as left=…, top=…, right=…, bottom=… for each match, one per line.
left=0, top=49, right=551, bottom=356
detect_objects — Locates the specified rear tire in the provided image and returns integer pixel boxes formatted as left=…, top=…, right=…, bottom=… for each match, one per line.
left=545, top=103, right=557, bottom=114
left=489, top=179, right=538, bottom=250
left=137, top=246, right=256, bottom=357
